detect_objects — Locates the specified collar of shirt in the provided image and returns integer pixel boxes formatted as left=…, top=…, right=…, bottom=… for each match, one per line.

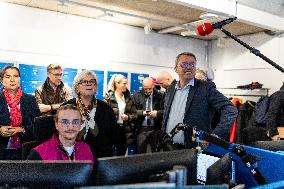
left=175, top=78, right=195, bottom=90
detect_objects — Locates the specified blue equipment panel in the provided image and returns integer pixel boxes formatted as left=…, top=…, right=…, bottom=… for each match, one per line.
left=0, top=62, right=15, bottom=91
left=62, top=68, right=78, bottom=90
left=19, top=64, right=46, bottom=95
left=130, top=73, right=149, bottom=93
left=19, top=64, right=46, bottom=81
left=0, top=62, right=14, bottom=70
left=92, top=70, right=104, bottom=100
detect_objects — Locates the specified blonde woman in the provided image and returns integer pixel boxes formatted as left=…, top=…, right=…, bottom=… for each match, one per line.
left=104, top=74, right=137, bottom=156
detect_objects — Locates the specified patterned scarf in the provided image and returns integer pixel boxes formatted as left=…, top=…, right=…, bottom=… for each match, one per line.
left=77, top=96, right=97, bottom=120
left=77, top=96, right=99, bottom=139
left=3, top=88, right=23, bottom=149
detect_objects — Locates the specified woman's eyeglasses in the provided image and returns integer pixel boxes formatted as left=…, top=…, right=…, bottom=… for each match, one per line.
left=78, top=79, right=97, bottom=86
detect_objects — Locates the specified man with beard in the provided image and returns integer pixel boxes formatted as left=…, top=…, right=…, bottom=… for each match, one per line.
left=162, top=52, right=237, bottom=149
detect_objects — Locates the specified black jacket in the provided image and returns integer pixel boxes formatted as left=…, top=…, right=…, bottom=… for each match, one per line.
left=132, top=88, right=164, bottom=131
left=104, top=89, right=137, bottom=145
left=236, top=100, right=256, bottom=144
left=0, top=92, right=41, bottom=149
left=266, top=88, right=284, bottom=137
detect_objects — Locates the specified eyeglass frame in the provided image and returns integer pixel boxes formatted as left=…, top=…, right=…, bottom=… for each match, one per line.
left=49, top=72, right=63, bottom=77
left=58, top=119, right=82, bottom=127
left=78, top=79, right=97, bottom=86
left=176, top=62, right=197, bottom=69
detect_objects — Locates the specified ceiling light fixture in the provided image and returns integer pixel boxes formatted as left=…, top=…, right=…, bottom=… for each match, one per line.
left=199, top=12, right=220, bottom=20
left=144, top=22, right=152, bottom=35
left=96, top=11, right=114, bottom=19
left=180, top=30, right=196, bottom=36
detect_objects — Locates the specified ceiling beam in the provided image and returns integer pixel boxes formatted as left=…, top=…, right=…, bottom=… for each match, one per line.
left=170, top=0, right=284, bottom=31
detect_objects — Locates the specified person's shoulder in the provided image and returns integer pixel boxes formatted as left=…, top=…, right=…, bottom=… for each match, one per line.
left=27, top=149, right=43, bottom=160
left=153, top=88, right=164, bottom=97
left=123, top=89, right=132, bottom=99
left=132, top=89, right=143, bottom=97
left=167, top=81, right=177, bottom=90
left=22, top=93, right=37, bottom=101
left=195, top=79, right=216, bottom=88
left=104, top=90, right=114, bottom=101
left=35, top=83, right=44, bottom=90
left=272, top=89, right=284, bottom=96
left=97, top=99, right=113, bottom=110
left=63, top=98, right=76, bottom=105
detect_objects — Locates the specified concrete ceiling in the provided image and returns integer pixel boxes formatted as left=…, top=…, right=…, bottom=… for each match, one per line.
left=3, top=0, right=284, bottom=40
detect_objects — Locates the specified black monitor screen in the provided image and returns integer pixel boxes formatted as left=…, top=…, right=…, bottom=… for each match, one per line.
left=95, top=149, right=197, bottom=186
left=0, top=160, right=92, bottom=189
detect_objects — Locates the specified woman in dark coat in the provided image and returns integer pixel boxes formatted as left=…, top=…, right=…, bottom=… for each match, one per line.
left=104, top=74, right=137, bottom=156
left=63, top=70, right=118, bottom=158
left=0, top=66, right=41, bottom=159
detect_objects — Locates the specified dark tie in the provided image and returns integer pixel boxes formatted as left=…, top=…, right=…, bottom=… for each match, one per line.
left=146, top=96, right=152, bottom=126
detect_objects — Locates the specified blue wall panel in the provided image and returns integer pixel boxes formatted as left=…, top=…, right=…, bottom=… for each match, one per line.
left=19, top=64, right=46, bottom=95
left=92, top=70, right=104, bottom=100
left=130, top=73, right=149, bottom=93
left=19, top=64, right=46, bottom=81
left=62, top=68, right=78, bottom=90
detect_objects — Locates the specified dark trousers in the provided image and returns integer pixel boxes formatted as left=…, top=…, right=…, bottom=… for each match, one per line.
left=117, top=125, right=127, bottom=156
left=137, top=127, right=155, bottom=154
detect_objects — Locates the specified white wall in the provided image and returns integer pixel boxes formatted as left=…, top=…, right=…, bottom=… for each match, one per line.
left=0, top=2, right=208, bottom=84
left=210, top=32, right=284, bottom=95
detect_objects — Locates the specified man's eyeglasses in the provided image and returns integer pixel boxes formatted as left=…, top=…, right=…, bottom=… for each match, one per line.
left=59, top=119, right=81, bottom=126
left=178, top=62, right=197, bottom=69
left=50, top=73, right=63, bottom=77
left=78, top=79, right=97, bottom=86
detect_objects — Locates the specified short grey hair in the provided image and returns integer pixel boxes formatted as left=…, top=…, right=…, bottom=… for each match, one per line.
left=72, top=70, right=97, bottom=98
left=47, top=64, right=62, bottom=73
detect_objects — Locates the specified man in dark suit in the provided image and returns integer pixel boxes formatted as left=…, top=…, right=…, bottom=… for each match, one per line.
left=132, top=77, right=164, bottom=153
left=162, top=52, right=237, bottom=149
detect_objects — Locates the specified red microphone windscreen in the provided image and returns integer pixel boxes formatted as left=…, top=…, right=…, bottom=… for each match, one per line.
left=196, top=23, right=214, bottom=36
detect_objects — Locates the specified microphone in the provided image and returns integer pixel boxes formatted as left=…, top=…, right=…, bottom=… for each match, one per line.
left=196, top=17, right=237, bottom=36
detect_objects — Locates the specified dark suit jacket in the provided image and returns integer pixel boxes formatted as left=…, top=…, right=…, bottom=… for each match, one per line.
left=162, top=79, right=237, bottom=147
left=132, top=88, right=164, bottom=131
left=0, top=92, right=41, bottom=149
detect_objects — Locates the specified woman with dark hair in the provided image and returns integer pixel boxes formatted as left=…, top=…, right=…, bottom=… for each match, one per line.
left=104, top=74, right=137, bottom=156
left=63, top=70, right=118, bottom=158
left=0, top=66, right=41, bottom=159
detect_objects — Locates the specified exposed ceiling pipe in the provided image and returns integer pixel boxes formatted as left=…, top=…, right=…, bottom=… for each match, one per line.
left=59, top=0, right=190, bottom=31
